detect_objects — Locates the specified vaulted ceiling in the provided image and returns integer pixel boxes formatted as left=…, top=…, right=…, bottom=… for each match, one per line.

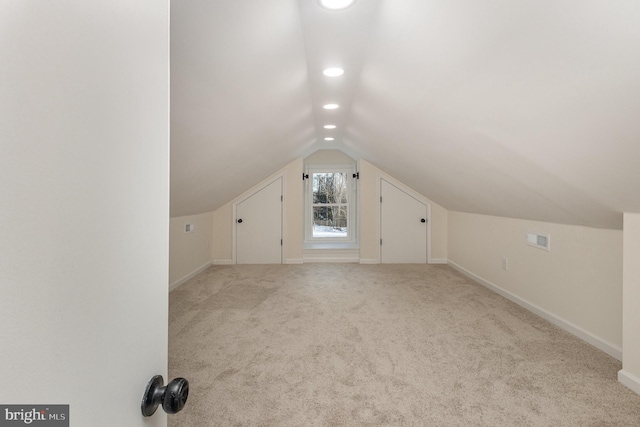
left=170, top=0, right=640, bottom=229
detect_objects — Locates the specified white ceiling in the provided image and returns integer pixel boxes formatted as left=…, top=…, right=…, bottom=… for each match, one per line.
left=171, top=0, right=640, bottom=229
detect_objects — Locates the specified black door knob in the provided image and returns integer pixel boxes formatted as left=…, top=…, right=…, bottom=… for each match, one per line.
left=141, top=375, right=189, bottom=417
left=237, top=219, right=243, bottom=223
left=421, top=218, right=426, bottom=223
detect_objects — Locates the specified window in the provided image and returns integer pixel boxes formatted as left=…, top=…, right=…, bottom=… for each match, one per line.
left=312, top=171, right=348, bottom=238
left=305, top=166, right=356, bottom=243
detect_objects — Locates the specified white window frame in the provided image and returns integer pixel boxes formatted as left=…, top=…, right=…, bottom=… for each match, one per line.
left=304, top=165, right=357, bottom=244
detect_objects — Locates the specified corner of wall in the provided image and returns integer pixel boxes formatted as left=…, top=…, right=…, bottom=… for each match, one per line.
left=619, top=370, right=640, bottom=395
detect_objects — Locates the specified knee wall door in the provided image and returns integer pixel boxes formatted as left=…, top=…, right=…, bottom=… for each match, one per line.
left=380, top=179, right=427, bottom=263
left=236, top=178, right=282, bottom=264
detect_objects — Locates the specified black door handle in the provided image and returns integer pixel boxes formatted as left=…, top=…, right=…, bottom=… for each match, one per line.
left=237, top=219, right=243, bottom=223
left=421, top=218, right=426, bottom=223
left=141, top=375, right=189, bottom=417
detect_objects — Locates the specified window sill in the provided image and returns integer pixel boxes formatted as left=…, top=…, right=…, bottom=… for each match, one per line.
left=303, top=241, right=360, bottom=250
left=303, top=242, right=360, bottom=263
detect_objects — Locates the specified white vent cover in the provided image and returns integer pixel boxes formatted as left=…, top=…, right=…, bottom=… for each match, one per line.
left=526, top=231, right=550, bottom=251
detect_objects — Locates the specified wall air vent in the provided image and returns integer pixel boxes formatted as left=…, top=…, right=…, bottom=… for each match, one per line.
left=526, top=231, right=550, bottom=251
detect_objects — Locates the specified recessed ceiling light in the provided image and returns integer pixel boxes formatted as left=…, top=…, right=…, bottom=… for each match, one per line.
left=323, top=68, right=344, bottom=77
left=324, top=137, right=335, bottom=141
left=319, top=0, right=356, bottom=10
left=323, top=104, right=339, bottom=110
left=324, top=125, right=337, bottom=129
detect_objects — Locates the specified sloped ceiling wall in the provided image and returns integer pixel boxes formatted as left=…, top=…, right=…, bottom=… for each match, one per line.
left=171, top=0, right=315, bottom=216
left=171, top=0, right=640, bottom=229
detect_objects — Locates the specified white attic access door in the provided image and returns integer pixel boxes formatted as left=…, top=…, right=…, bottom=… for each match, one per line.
left=234, top=177, right=283, bottom=264
left=380, top=179, right=429, bottom=263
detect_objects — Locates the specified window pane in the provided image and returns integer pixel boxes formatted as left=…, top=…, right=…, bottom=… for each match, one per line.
left=313, top=206, right=348, bottom=238
left=313, top=173, right=348, bottom=204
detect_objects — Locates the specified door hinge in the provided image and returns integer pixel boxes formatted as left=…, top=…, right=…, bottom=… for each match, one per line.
left=380, top=196, right=382, bottom=203
left=380, top=238, right=382, bottom=245
left=302, top=173, right=309, bottom=181
left=281, top=195, right=283, bottom=202
left=352, top=172, right=359, bottom=179
left=281, top=239, right=283, bottom=246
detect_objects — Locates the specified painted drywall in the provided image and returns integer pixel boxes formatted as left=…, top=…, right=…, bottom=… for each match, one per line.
left=0, top=1, right=169, bottom=425
left=304, top=149, right=357, bottom=167
left=283, top=157, right=304, bottom=263
left=448, top=211, right=622, bottom=357
left=620, top=213, right=640, bottom=392
left=212, top=201, right=234, bottom=263
left=359, top=159, right=380, bottom=262
left=169, top=211, right=213, bottom=288
left=431, top=201, right=448, bottom=262
left=211, top=158, right=303, bottom=264
left=359, top=159, right=448, bottom=263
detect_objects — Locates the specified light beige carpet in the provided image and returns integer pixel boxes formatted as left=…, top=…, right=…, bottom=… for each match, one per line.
left=169, top=264, right=640, bottom=426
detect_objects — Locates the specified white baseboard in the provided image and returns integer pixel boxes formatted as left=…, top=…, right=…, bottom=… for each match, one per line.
left=359, top=259, right=380, bottom=264
left=303, top=248, right=359, bottom=264
left=285, top=258, right=304, bottom=264
left=169, top=261, right=212, bottom=292
left=304, top=257, right=359, bottom=263
left=618, top=370, right=640, bottom=395
left=430, top=258, right=448, bottom=264
left=448, top=259, right=622, bottom=361
left=213, top=259, right=233, bottom=265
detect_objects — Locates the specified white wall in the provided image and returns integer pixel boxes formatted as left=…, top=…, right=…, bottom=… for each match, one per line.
left=283, top=158, right=304, bottom=263
left=212, top=200, right=234, bottom=263
left=448, top=211, right=623, bottom=358
left=304, top=149, right=356, bottom=166
left=0, top=1, right=169, bottom=425
left=619, top=213, right=640, bottom=393
left=169, top=212, right=214, bottom=289
left=359, top=159, right=380, bottom=262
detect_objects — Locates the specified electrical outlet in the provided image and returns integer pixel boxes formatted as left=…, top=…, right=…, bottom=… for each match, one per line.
left=502, top=257, right=509, bottom=270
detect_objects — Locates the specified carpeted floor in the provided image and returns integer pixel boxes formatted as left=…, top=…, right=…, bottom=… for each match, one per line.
left=168, top=264, right=640, bottom=426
